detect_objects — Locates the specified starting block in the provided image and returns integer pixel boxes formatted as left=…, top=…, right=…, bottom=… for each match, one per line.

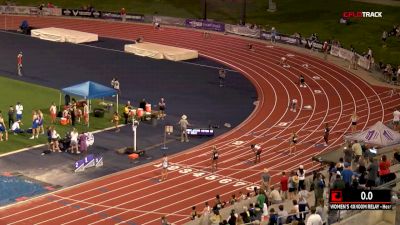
left=74, top=154, right=103, bottom=172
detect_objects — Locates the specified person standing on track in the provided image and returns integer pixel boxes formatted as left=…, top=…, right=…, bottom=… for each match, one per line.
left=323, top=41, right=329, bottom=60
left=160, top=154, right=169, bottom=182
left=323, top=123, right=330, bottom=146
left=289, top=131, right=298, bottom=155
left=211, top=145, right=219, bottom=173
left=351, top=111, right=358, bottom=133
left=299, top=75, right=306, bottom=88
left=158, top=97, right=166, bottom=119
left=290, top=98, right=298, bottom=112
left=17, top=51, right=23, bottom=76
left=161, top=216, right=172, bottom=225
left=271, top=27, right=276, bottom=44
left=179, top=114, right=190, bottom=142
left=218, top=68, right=226, bottom=87
left=251, top=144, right=262, bottom=164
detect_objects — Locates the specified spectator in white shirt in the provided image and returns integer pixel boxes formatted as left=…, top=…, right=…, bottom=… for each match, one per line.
left=298, top=185, right=309, bottom=220
left=367, top=47, right=373, bottom=59
left=393, top=108, right=400, bottom=130
left=11, top=120, right=23, bottom=134
left=277, top=205, right=288, bottom=224
left=15, top=102, right=23, bottom=121
left=306, top=206, right=323, bottom=225
left=51, top=128, right=61, bottom=152
left=70, top=128, right=80, bottom=154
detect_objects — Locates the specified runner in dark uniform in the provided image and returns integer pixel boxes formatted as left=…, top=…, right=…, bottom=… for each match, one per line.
left=324, top=123, right=330, bottom=146
left=211, top=145, right=219, bottom=172
left=289, top=131, right=298, bottom=155
left=299, top=75, right=306, bottom=88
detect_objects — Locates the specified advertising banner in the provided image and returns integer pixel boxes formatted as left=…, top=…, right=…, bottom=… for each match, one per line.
left=260, top=31, right=300, bottom=45
left=357, top=55, right=371, bottom=70
left=225, top=24, right=260, bottom=38
left=42, top=7, right=61, bottom=16
left=153, top=15, right=186, bottom=26
left=185, top=19, right=225, bottom=32
left=62, top=8, right=144, bottom=21
left=0, top=5, right=36, bottom=15
left=100, top=11, right=144, bottom=21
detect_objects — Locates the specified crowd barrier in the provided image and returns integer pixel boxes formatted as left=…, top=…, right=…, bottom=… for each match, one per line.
left=152, top=15, right=186, bottom=27
left=225, top=24, right=260, bottom=38
left=0, top=5, right=61, bottom=16
left=184, top=18, right=225, bottom=32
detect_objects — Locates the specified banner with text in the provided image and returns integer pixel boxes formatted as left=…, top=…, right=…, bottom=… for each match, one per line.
left=225, top=24, right=260, bottom=38
left=62, top=8, right=144, bottom=21
left=153, top=15, right=186, bottom=26
left=185, top=19, right=225, bottom=32
left=102, top=11, right=144, bottom=22
left=330, top=46, right=370, bottom=69
left=260, top=31, right=301, bottom=45
left=0, top=5, right=61, bottom=16
left=0, top=5, right=36, bottom=15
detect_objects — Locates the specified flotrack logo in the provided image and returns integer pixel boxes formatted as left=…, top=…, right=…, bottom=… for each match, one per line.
left=343, top=11, right=382, bottom=18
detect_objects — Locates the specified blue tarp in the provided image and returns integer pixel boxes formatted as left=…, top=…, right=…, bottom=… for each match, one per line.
left=61, top=81, right=116, bottom=99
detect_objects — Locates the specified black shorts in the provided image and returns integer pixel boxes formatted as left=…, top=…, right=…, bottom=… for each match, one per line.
left=159, top=106, right=165, bottom=111
left=289, top=187, right=296, bottom=192
left=366, top=179, right=376, bottom=187
left=352, top=121, right=357, bottom=126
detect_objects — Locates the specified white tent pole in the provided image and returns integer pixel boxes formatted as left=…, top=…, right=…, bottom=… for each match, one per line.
left=116, top=94, right=119, bottom=113
left=88, top=98, right=90, bottom=128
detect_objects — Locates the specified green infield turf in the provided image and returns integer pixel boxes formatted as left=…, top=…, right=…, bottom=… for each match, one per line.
left=0, top=76, right=117, bottom=154
left=13, top=0, right=400, bottom=66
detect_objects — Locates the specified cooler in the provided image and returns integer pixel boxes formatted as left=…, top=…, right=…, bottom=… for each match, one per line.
left=129, top=109, right=136, bottom=117
left=60, top=117, right=68, bottom=125
left=137, top=108, right=144, bottom=117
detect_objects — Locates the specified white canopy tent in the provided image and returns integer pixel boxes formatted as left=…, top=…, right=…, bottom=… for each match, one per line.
left=344, top=121, right=400, bottom=147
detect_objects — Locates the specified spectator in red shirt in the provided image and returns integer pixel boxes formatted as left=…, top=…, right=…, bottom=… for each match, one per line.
left=120, top=8, right=126, bottom=22
left=17, top=51, right=23, bottom=76
left=379, top=154, right=391, bottom=184
left=280, top=171, right=288, bottom=200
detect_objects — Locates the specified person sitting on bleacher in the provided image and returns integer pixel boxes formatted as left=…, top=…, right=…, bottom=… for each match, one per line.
left=11, top=120, right=23, bottom=134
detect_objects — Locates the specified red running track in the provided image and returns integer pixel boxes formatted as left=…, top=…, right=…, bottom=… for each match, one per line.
left=0, top=16, right=398, bottom=225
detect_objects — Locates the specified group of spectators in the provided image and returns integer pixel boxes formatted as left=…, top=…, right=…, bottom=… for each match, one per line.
left=327, top=140, right=397, bottom=192
left=45, top=126, right=90, bottom=154
left=378, top=62, right=400, bottom=84
left=0, top=99, right=93, bottom=155
left=382, top=25, right=400, bottom=45
left=0, top=102, right=30, bottom=141
left=187, top=165, right=329, bottom=225
left=186, top=137, right=399, bottom=225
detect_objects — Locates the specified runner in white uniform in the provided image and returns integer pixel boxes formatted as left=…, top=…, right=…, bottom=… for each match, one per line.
left=290, top=98, right=298, bottom=112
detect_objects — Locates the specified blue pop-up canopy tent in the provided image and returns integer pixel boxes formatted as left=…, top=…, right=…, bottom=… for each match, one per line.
left=60, top=81, right=118, bottom=127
